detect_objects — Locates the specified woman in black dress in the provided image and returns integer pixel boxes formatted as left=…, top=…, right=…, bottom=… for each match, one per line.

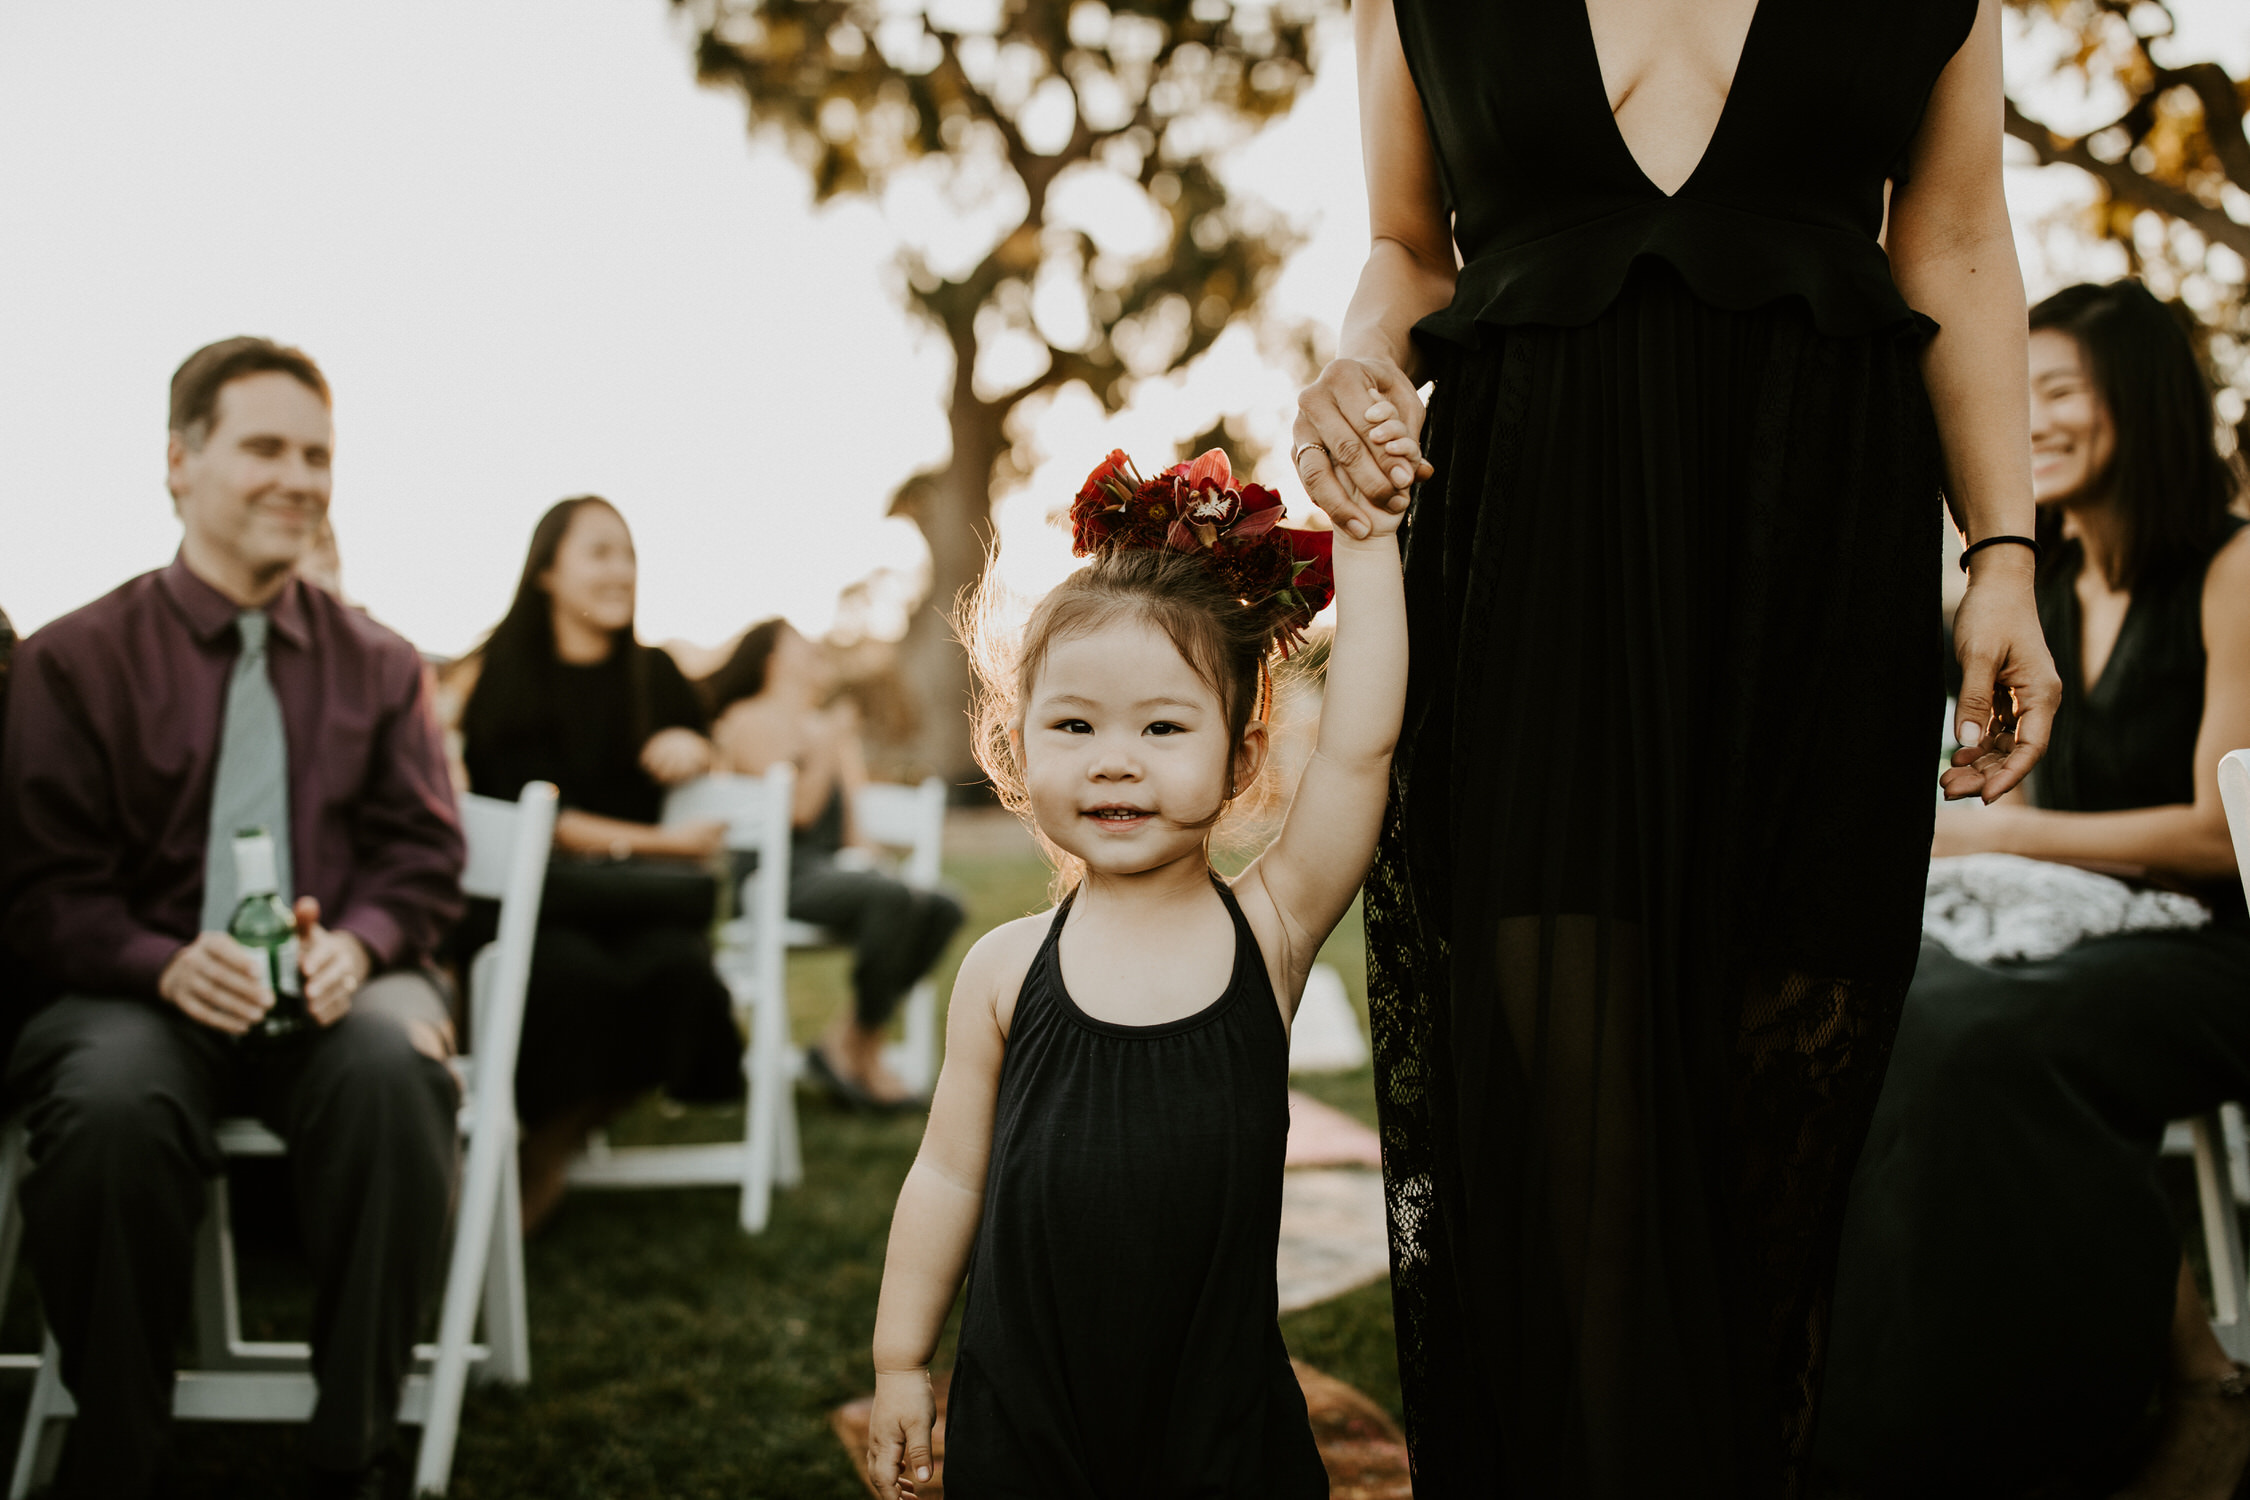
left=1817, top=281, right=2250, bottom=1500
left=453, top=496, right=745, bottom=1229
left=1291, top=2, right=2060, bottom=1494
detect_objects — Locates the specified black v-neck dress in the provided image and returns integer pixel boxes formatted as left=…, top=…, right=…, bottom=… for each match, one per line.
left=1370, top=3, right=1975, bottom=1496
left=941, top=881, right=1327, bottom=1499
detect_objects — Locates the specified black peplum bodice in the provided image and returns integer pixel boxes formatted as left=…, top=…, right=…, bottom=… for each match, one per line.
left=1394, top=0, right=1978, bottom=345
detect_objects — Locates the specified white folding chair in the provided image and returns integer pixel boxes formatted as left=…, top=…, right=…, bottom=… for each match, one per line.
left=566, top=767, right=801, bottom=1233
left=787, top=776, right=949, bottom=1096
left=3, top=780, right=557, bottom=1499
left=2168, top=747, right=2250, bottom=1361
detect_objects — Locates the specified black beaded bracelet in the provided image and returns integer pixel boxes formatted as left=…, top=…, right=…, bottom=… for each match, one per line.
left=1958, top=534, right=2040, bottom=572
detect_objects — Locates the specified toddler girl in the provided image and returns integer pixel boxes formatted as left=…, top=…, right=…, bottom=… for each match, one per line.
left=865, top=446, right=1407, bottom=1498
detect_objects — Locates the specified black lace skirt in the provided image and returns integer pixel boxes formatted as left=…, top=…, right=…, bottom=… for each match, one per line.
left=1369, top=261, right=1945, bottom=1500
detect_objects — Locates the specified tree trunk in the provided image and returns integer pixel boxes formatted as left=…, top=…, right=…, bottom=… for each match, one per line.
left=899, top=394, right=1004, bottom=790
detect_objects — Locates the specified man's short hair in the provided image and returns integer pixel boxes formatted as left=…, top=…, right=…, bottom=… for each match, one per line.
left=169, top=337, right=330, bottom=448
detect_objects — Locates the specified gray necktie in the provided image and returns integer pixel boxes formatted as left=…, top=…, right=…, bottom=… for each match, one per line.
left=201, top=609, right=294, bottom=931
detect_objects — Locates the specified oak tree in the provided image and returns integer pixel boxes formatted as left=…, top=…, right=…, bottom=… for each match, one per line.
left=676, top=0, right=1334, bottom=781
left=2004, top=0, right=2250, bottom=445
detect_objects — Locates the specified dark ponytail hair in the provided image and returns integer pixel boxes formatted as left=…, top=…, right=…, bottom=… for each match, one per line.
left=701, top=617, right=790, bottom=718
left=463, top=495, right=652, bottom=747
left=2029, top=280, right=2239, bottom=591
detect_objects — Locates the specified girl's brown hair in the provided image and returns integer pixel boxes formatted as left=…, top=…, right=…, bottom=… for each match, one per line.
left=964, top=548, right=1288, bottom=881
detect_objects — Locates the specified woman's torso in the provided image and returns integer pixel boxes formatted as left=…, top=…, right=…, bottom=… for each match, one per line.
left=946, top=879, right=1323, bottom=1497
left=2035, top=521, right=2245, bottom=911
left=1392, top=0, right=1978, bottom=345
left=461, top=643, right=704, bottom=824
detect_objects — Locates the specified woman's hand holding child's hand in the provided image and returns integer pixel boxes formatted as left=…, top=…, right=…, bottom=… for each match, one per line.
left=1294, top=356, right=1433, bottom=540
left=866, top=1368, right=937, bottom=1500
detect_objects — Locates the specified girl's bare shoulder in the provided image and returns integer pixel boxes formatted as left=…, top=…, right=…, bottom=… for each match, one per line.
left=956, top=911, right=1056, bottom=1038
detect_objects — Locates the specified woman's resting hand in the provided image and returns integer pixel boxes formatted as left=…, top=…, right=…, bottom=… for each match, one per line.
left=640, top=727, right=714, bottom=787
left=866, top=1367, right=937, bottom=1500
left=1943, top=562, right=2060, bottom=804
left=1294, top=355, right=1434, bottom=539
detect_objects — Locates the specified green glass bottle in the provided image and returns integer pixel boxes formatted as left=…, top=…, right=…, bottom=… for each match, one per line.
left=229, top=828, right=307, bottom=1042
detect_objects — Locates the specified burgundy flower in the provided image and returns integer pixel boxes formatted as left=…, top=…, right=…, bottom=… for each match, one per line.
left=1284, top=527, right=1336, bottom=615
left=1067, top=444, right=1333, bottom=656
left=1070, top=449, right=1143, bottom=557
left=1232, top=483, right=1284, bottom=540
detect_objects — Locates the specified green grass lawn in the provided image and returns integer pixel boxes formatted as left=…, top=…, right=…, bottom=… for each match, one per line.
left=2, top=832, right=1399, bottom=1498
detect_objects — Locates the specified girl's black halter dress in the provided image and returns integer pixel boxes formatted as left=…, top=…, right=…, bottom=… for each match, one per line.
left=941, top=880, right=1327, bottom=1499
left=1372, top=2, right=1975, bottom=1496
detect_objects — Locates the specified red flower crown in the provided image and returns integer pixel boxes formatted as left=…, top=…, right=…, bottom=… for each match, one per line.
left=1068, top=447, right=1336, bottom=657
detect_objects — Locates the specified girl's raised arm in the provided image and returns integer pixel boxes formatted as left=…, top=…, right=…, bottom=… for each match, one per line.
left=863, top=924, right=1021, bottom=1498
left=1240, top=523, right=1407, bottom=1000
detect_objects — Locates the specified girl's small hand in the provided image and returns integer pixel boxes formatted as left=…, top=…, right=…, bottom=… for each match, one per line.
left=866, top=1368, right=937, bottom=1500
left=1294, top=357, right=1434, bottom=540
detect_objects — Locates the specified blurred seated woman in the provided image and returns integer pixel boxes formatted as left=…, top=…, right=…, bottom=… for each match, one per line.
left=450, top=496, right=744, bottom=1229
left=701, top=620, right=964, bottom=1110
left=1817, top=281, right=2250, bottom=1499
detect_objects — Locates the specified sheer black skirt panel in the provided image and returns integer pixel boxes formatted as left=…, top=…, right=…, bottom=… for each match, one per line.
left=1369, top=262, right=1945, bottom=1499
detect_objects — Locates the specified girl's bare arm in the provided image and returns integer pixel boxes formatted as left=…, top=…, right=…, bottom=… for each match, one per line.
left=864, top=923, right=1024, bottom=1497
left=1238, top=529, right=1407, bottom=998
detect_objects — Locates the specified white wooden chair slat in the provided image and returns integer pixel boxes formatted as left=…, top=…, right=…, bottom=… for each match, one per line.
left=566, top=766, right=800, bottom=1230
left=2186, top=747, right=2250, bottom=1361
left=2, top=780, right=557, bottom=1499
left=561, top=772, right=948, bottom=1233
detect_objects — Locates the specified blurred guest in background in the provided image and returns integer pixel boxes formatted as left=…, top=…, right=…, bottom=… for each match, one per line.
left=1819, top=281, right=2250, bottom=1499
left=0, top=337, right=464, bottom=1500
left=704, top=620, right=962, bottom=1110
left=451, top=495, right=743, bottom=1230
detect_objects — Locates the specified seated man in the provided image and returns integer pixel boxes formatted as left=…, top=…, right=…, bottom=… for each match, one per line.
left=0, top=337, right=465, bottom=1500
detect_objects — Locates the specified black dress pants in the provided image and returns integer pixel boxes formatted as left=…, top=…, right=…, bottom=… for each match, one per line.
left=788, top=856, right=966, bottom=1030
left=5, top=980, right=458, bottom=1497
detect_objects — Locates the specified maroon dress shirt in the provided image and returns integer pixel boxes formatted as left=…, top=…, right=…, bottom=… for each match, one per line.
left=0, top=555, right=465, bottom=999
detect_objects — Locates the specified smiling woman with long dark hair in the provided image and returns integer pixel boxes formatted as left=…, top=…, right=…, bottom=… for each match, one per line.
left=1817, top=281, right=2250, bottom=1499
left=452, top=495, right=745, bottom=1230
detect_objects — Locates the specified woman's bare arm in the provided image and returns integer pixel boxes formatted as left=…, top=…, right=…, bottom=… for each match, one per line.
left=1886, top=0, right=2060, bottom=799
left=1294, top=0, right=1455, bottom=540
left=1939, top=532, right=2250, bottom=884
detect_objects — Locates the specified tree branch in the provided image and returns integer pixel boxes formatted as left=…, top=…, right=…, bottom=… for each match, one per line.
left=2151, top=59, right=2250, bottom=189
left=2005, top=97, right=2250, bottom=259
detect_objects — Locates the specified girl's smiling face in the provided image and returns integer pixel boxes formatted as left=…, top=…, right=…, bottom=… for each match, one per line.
left=1018, top=616, right=1267, bottom=879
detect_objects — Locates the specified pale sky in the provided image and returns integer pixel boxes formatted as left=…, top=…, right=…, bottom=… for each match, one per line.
left=0, top=1, right=2239, bottom=655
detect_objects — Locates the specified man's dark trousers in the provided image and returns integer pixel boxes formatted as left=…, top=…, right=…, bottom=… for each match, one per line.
left=6, top=984, right=457, bottom=1496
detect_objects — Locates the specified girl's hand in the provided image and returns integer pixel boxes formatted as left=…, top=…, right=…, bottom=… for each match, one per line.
left=866, top=1368, right=937, bottom=1500
left=1294, top=356, right=1433, bottom=540
left=640, top=727, right=714, bottom=786
left=1942, top=562, right=2060, bottom=804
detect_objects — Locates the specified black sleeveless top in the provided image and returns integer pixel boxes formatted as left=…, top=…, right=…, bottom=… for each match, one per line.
left=2035, top=520, right=2246, bottom=918
left=1393, top=0, right=1977, bottom=346
left=942, top=880, right=1326, bottom=1499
